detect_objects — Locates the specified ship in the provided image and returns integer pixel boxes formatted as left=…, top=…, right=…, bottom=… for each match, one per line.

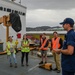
left=0, top=0, right=26, bottom=51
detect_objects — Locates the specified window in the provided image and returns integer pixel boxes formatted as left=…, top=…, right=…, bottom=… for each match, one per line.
left=4, top=8, right=6, bottom=11
left=23, top=13, right=25, bottom=16
left=12, top=10, right=15, bottom=13
left=0, top=7, right=3, bottom=10
left=7, top=8, right=11, bottom=12
left=15, top=10, right=18, bottom=13
left=19, top=11, right=20, bottom=14
left=19, top=11, right=21, bottom=15
left=20, top=12, right=22, bottom=15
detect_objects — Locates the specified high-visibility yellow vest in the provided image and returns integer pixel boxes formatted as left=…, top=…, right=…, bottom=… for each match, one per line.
left=21, top=40, right=30, bottom=52
left=6, top=41, right=16, bottom=55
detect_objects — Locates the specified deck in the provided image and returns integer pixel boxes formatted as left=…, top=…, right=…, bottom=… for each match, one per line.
left=0, top=51, right=62, bottom=75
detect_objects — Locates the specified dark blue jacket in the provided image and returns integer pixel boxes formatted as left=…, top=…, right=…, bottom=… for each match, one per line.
left=61, top=29, right=75, bottom=72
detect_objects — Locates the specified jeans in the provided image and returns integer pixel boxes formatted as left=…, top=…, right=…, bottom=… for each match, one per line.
left=8, top=53, right=17, bottom=64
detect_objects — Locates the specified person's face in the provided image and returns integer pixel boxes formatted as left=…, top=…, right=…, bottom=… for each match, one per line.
left=42, top=34, right=46, bottom=39
left=9, top=37, right=12, bottom=42
left=23, top=35, right=26, bottom=39
left=53, top=33, right=58, bottom=38
left=62, top=23, right=68, bottom=30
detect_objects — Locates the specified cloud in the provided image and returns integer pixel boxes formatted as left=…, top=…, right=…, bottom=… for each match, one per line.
left=15, top=0, right=75, bottom=27
left=26, top=9, right=75, bottom=27
left=15, top=0, right=75, bottom=10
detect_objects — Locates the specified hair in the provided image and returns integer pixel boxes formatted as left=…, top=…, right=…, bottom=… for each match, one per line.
left=70, top=24, right=74, bottom=28
left=53, top=31, right=58, bottom=34
left=23, top=34, right=28, bottom=41
left=8, top=36, right=12, bottom=41
left=42, top=33, right=46, bottom=35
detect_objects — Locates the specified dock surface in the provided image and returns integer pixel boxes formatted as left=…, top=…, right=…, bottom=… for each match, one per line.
left=0, top=51, right=62, bottom=75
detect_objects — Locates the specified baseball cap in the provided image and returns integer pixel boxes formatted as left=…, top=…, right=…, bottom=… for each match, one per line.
left=60, top=18, right=74, bottom=26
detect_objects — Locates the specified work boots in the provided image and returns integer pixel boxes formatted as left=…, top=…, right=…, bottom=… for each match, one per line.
left=14, top=63, right=17, bottom=68
left=39, top=61, right=43, bottom=64
left=26, top=63, right=29, bottom=66
left=10, top=63, right=13, bottom=67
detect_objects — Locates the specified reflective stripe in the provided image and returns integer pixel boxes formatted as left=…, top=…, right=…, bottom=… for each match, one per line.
left=21, top=40, right=30, bottom=52
left=40, top=38, right=48, bottom=50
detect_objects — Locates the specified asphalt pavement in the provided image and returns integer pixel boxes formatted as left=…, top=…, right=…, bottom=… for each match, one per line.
left=0, top=51, right=62, bottom=75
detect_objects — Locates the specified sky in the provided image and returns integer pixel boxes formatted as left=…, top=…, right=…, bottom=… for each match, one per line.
left=15, top=0, right=75, bottom=27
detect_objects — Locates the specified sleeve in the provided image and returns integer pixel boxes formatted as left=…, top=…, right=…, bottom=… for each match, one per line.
left=67, top=41, right=75, bottom=47
left=67, top=34, right=75, bottom=47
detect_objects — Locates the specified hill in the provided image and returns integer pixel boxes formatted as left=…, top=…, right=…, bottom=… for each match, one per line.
left=26, top=26, right=64, bottom=31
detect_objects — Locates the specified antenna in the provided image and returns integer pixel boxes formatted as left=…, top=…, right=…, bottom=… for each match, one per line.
left=11, top=0, right=16, bottom=2
left=19, top=0, right=21, bottom=4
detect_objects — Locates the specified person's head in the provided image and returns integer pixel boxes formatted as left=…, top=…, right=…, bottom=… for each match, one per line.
left=8, top=36, right=13, bottom=42
left=60, top=18, right=74, bottom=31
left=53, top=31, right=58, bottom=38
left=42, top=33, right=46, bottom=39
left=23, top=34, right=27, bottom=40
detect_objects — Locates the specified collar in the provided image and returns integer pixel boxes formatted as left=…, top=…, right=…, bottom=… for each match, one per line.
left=67, top=29, right=74, bottom=34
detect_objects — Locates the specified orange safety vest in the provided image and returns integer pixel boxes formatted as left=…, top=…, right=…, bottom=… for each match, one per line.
left=40, top=38, right=48, bottom=50
left=52, top=37, right=60, bottom=50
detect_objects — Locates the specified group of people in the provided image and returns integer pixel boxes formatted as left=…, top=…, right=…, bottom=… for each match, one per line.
left=39, top=18, right=75, bottom=75
left=39, top=32, right=63, bottom=73
left=6, top=17, right=75, bottom=75
left=6, top=34, right=30, bottom=68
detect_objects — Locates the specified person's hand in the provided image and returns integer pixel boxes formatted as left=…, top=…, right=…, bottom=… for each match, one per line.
left=22, top=44, right=25, bottom=48
left=53, top=49, right=61, bottom=54
left=39, top=48, right=41, bottom=51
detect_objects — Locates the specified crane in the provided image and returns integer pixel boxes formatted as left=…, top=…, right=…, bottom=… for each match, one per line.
left=0, top=15, right=11, bottom=42
left=0, top=13, right=21, bottom=42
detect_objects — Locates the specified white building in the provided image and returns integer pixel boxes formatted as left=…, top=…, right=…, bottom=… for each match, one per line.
left=0, top=0, right=26, bottom=50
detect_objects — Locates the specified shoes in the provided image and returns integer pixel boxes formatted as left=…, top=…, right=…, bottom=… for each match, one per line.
left=10, top=63, right=13, bottom=67
left=39, top=61, right=43, bottom=64
left=26, top=63, right=29, bottom=66
left=57, top=70, right=60, bottom=73
left=53, top=68, right=57, bottom=71
left=45, top=61, right=47, bottom=64
left=15, top=63, right=17, bottom=68
left=21, top=64, right=24, bottom=67
left=53, top=68, right=60, bottom=73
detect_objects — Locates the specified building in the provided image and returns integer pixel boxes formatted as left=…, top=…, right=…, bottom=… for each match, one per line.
left=26, top=31, right=67, bottom=40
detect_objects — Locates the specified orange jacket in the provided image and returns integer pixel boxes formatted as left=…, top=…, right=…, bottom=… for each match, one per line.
left=52, top=37, right=60, bottom=50
left=40, top=38, right=48, bottom=50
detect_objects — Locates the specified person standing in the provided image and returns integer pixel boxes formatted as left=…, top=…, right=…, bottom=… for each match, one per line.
left=39, top=33, right=49, bottom=64
left=53, top=18, right=75, bottom=75
left=51, top=31, right=63, bottom=73
left=21, top=34, right=30, bottom=66
left=6, top=36, right=17, bottom=68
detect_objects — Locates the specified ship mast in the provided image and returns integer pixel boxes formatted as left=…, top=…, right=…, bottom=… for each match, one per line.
left=19, top=0, right=21, bottom=4
left=11, top=0, right=16, bottom=2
